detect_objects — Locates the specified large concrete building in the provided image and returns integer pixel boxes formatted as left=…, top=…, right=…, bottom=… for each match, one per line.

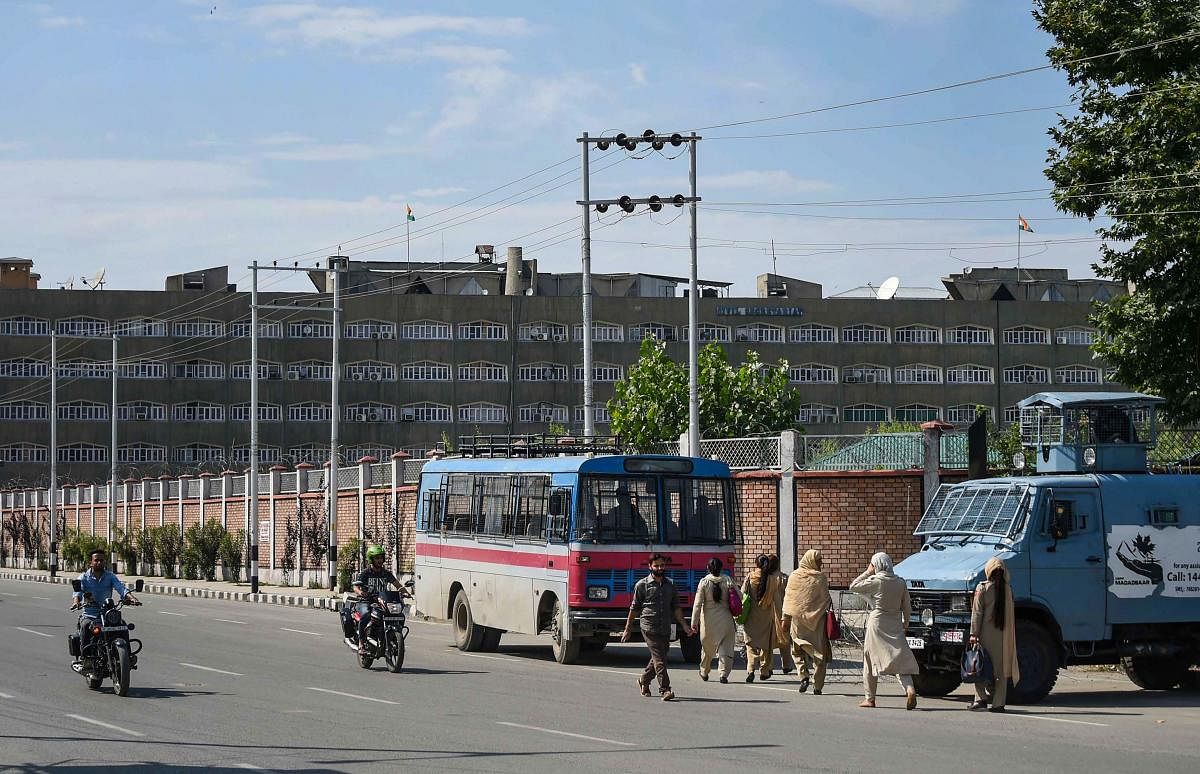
left=0, top=252, right=1127, bottom=485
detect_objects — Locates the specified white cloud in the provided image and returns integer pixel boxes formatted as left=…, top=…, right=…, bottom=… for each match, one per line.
left=40, top=15, right=84, bottom=28
left=629, top=63, right=647, bottom=85
left=0, top=140, right=28, bottom=152
left=429, top=66, right=599, bottom=137
left=255, top=132, right=315, bottom=146
left=0, top=159, right=264, bottom=201
left=410, top=186, right=467, bottom=198
left=834, top=0, right=964, bottom=22
left=260, top=142, right=387, bottom=162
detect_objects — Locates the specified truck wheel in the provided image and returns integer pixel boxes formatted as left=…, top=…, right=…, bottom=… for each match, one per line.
left=1010, top=620, right=1059, bottom=705
left=1121, top=656, right=1189, bottom=690
left=452, top=591, right=485, bottom=652
left=679, top=630, right=702, bottom=665
left=913, top=666, right=962, bottom=697
left=549, top=599, right=580, bottom=664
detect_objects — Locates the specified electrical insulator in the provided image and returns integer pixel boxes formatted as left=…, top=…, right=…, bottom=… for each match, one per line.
left=670, top=133, right=684, bottom=147
left=595, top=202, right=609, bottom=213
left=597, top=139, right=610, bottom=151
left=671, top=194, right=686, bottom=207
left=618, top=195, right=635, bottom=213
left=648, top=195, right=663, bottom=213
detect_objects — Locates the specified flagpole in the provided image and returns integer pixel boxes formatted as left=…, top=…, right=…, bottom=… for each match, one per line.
left=1016, top=214, right=1022, bottom=285
left=406, top=215, right=410, bottom=262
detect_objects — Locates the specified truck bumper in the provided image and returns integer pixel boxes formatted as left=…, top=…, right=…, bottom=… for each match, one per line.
left=908, top=623, right=969, bottom=672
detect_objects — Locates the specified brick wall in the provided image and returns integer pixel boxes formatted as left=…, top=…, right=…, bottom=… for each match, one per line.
left=733, top=472, right=779, bottom=582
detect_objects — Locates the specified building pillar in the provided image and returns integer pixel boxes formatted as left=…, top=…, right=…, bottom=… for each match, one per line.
left=921, top=420, right=954, bottom=511
left=778, top=430, right=798, bottom=571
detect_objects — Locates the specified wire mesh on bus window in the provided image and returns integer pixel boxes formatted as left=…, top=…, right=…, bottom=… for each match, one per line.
left=476, top=475, right=512, bottom=536
left=663, top=478, right=731, bottom=543
left=578, top=477, right=659, bottom=543
left=444, top=474, right=474, bottom=533
left=514, top=475, right=549, bottom=540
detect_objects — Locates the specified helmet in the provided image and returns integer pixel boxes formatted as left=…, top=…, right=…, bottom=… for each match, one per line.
left=365, top=545, right=385, bottom=561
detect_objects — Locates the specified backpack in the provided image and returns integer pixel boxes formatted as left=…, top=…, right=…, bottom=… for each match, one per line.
left=727, top=584, right=743, bottom=617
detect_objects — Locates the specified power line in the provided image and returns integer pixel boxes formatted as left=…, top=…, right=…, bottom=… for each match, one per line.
left=701, top=205, right=1200, bottom=222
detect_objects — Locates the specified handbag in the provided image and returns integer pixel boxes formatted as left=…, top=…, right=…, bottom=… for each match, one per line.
left=735, top=589, right=753, bottom=626
left=824, top=597, right=842, bottom=642
left=961, top=643, right=994, bottom=684
left=727, top=585, right=743, bottom=617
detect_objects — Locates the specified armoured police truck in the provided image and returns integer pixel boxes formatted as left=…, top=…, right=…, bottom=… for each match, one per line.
left=896, top=392, right=1200, bottom=704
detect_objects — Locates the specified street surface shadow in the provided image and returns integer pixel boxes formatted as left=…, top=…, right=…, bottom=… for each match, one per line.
left=363, top=666, right=485, bottom=676
left=8, top=765, right=344, bottom=773
left=674, top=696, right=787, bottom=704
left=125, top=686, right=223, bottom=700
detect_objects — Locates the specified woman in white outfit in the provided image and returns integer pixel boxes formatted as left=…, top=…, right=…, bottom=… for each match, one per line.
left=849, top=551, right=919, bottom=710
left=691, top=557, right=737, bottom=683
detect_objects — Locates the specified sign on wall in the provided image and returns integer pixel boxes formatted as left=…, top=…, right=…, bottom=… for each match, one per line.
left=1107, top=525, right=1200, bottom=598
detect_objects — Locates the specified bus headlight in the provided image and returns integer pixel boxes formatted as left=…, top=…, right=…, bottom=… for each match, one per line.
left=586, top=586, right=609, bottom=601
left=921, top=608, right=935, bottom=627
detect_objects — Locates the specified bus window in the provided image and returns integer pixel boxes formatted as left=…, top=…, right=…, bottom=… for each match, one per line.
left=444, top=474, right=475, bottom=533
left=577, top=476, right=659, bottom=544
left=419, top=489, right=443, bottom=532
left=548, top=486, right=571, bottom=542
left=515, top=475, right=550, bottom=539
left=664, top=478, right=733, bottom=544
left=477, top=475, right=513, bottom=536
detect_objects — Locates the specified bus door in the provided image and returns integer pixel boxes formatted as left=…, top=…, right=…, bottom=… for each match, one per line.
left=545, top=484, right=571, bottom=582
left=418, top=480, right=444, bottom=567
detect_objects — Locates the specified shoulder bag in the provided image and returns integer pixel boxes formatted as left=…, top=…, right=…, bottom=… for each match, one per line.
left=961, top=642, right=994, bottom=684
left=727, top=584, right=743, bottom=617
left=824, top=596, right=842, bottom=641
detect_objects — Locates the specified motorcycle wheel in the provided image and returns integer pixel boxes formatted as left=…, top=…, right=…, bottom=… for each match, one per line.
left=113, top=640, right=132, bottom=697
left=358, top=649, right=374, bottom=669
left=385, top=630, right=405, bottom=673
left=87, top=675, right=103, bottom=691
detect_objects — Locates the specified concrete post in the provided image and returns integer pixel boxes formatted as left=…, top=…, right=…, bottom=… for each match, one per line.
left=90, top=484, right=99, bottom=537
left=269, top=465, right=285, bottom=573
left=391, top=451, right=409, bottom=578
left=358, top=456, right=376, bottom=556
left=198, top=472, right=213, bottom=525
left=921, top=420, right=954, bottom=511
left=777, top=430, right=798, bottom=571
left=295, top=462, right=313, bottom=584
left=157, top=474, right=170, bottom=528
left=678, top=431, right=690, bottom=458
left=221, top=470, right=234, bottom=530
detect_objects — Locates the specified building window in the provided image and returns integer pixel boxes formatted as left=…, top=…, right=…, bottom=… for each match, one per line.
left=118, top=444, right=166, bottom=464
left=790, top=323, right=836, bottom=343
left=519, top=362, right=568, bottom=382
left=346, top=360, right=396, bottom=382
left=519, top=321, right=569, bottom=342
left=1, top=443, right=48, bottom=463
left=173, top=318, right=224, bottom=338
left=230, top=403, right=282, bottom=422
left=344, top=320, right=396, bottom=339
left=573, top=322, right=624, bottom=342
left=574, top=363, right=623, bottom=382
left=289, top=445, right=331, bottom=465
left=630, top=322, right=678, bottom=342
left=789, top=363, right=837, bottom=384
left=117, top=402, right=166, bottom=421
left=173, top=360, right=224, bottom=380
left=843, top=364, right=889, bottom=384
left=173, top=402, right=224, bottom=422
left=289, top=402, right=332, bottom=422
left=230, top=320, right=283, bottom=339
left=60, top=443, right=107, bottom=463
left=459, top=402, right=507, bottom=424
left=1003, top=365, right=1049, bottom=384
left=400, top=361, right=451, bottom=381
left=287, top=360, right=333, bottom=381
left=1041, top=285, right=1066, bottom=302
left=894, top=325, right=940, bottom=344
left=0, top=400, right=47, bottom=420
left=56, top=316, right=110, bottom=337
left=117, top=361, right=166, bottom=379
left=0, top=316, right=50, bottom=336
left=346, top=446, right=392, bottom=462
left=401, top=320, right=451, bottom=340
left=841, top=324, right=889, bottom=344
left=58, top=359, right=111, bottom=379
left=946, top=405, right=987, bottom=425
left=1004, top=326, right=1048, bottom=345
left=59, top=401, right=108, bottom=421
left=175, top=444, right=224, bottom=464
left=895, top=364, right=942, bottom=384
left=947, top=325, right=993, bottom=345
left=1003, top=405, right=1020, bottom=424
left=519, top=403, right=568, bottom=423
left=574, top=405, right=611, bottom=424
left=345, top=402, right=394, bottom=423
left=458, top=361, right=508, bottom=382
left=1054, top=327, right=1097, bottom=346
left=115, top=318, right=167, bottom=337
left=458, top=320, right=507, bottom=341
left=1056, top=365, right=1101, bottom=385
left=232, top=361, right=283, bottom=380
left=0, top=358, right=49, bottom=378
left=946, top=364, right=993, bottom=384
left=734, top=323, right=783, bottom=343
left=896, top=404, right=940, bottom=423
left=289, top=320, right=334, bottom=339
left=843, top=404, right=888, bottom=423
left=796, top=404, right=838, bottom=424
left=231, top=444, right=281, bottom=465
left=400, top=402, right=450, bottom=423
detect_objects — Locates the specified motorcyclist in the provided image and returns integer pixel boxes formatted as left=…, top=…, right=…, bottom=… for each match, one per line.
left=351, top=545, right=405, bottom=654
left=70, top=549, right=140, bottom=667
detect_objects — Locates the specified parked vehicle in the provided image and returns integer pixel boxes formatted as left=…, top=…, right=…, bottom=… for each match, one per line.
left=340, top=583, right=413, bottom=672
left=412, top=435, right=736, bottom=664
left=68, top=578, right=145, bottom=696
left=896, top=393, right=1200, bottom=704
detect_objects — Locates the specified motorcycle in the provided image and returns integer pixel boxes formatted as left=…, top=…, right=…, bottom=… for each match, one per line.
left=339, top=580, right=413, bottom=672
left=68, top=578, right=144, bottom=696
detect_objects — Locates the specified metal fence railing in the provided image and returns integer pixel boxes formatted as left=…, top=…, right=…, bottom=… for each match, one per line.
left=698, top=436, right=781, bottom=471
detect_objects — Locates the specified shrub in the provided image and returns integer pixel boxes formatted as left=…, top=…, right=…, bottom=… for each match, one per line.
left=154, top=524, right=183, bottom=579
left=184, top=521, right=226, bottom=582
left=112, top=527, right=139, bottom=575
left=219, top=529, right=245, bottom=583
left=60, top=528, right=83, bottom=571
left=337, top=536, right=361, bottom=593
left=136, top=527, right=157, bottom=574
left=181, top=546, right=200, bottom=580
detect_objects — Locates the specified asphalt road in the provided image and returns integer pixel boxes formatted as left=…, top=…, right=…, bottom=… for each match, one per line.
left=2, top=576, right=1199, bottom=773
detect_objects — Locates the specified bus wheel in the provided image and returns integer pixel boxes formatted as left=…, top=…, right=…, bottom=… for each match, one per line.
left=1009, top=620, right=1059, bottom=705
left=550, top=600, right=580, bottom=665
left=1121, top=656, right=1189, bottom=690
left=452, top=591, right=485, bottom=652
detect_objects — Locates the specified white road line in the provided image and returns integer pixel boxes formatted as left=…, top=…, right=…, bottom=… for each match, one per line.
left=14, top=626, right=53, bottom=638
left=179, top=662, right=245, bottom=677
left=30, top=596, right=50, bottom=601
left=304, top=687, right=396, bottom=705
left=280, top=627, right=323, bottom=636
left=213, top=618, right=247, bottom=625
left=65, top=713, right=145, bottom=737
left=457, top=653, right=517, bottom=663
left=497, top=721, right=636, bottom=747
left=234, top=765, right=275, bottom=772
left=0, top=691, right=13, bottom=699
left=159, top=611, right=188, bottom=617
left=1004, top=712, right=1109, bottom=727
left=581, top=666, right=635, bottom=677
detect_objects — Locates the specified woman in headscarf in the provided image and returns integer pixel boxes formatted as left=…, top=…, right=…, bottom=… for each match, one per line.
left=740, top=554, right=781, bottom=682
left=850, top=551, right=919, bottom=710
left=968, top=556, right=1019, bottom=712
left=782, top=549, right=831, bottom=695
left=691, top=557, right=737, bottom=683
left=767, top=554, right=797, bottom=675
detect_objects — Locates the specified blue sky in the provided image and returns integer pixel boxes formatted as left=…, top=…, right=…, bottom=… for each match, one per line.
left=1, top=1, right=1105, bottom=296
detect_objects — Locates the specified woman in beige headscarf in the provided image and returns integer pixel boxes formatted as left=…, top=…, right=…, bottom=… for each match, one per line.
left=850, top=551, right=919, bottom=710
left=781, top=549, right=831, bottom=694
left=968, top=556, right=1019, bottom=712
left=740, top=554, right=781, bottom=682
left=691, top=557, right=737, bottom=683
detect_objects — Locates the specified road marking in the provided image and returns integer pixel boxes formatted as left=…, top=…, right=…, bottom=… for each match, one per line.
left=234, top=765, right=276, bottom=772
left=304, top=687, right=396, bottom=705
left=159, top=611, right=188, bottom=617
left=457, top=653, right=515, bottom=663
left=0, top=691, right=13, bottom=699
left=30, top=595, right=50, bottom=601
left=65, top=713, right=144, bottom=737
left=213, top=618, right=247, bottom=625
left=280, top=627, right=323, bottom=636
left=581, top=666, right=635, bottom=677
left=14, top=626, right=53, bottom=638
left=497, top=721, right=635, bottom=747
left=1004, top=712, right=1109, bottom=727
left=179, top=662, right=245, bottom=677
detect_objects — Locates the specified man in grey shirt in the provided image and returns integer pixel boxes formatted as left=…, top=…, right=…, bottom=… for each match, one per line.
left=621, top=553, right=694, bottom=701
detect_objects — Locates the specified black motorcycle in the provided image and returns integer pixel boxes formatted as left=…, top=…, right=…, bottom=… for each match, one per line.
left=339, top=581, right=413, bottom=673
left=68, top=578, right=144, bottom=696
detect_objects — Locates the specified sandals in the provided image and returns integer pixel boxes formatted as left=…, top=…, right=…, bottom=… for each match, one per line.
left=859, top=699, right=875, bottom=708
left=638, top=679, right=651, bottom=697
left=906, top=691, right=917, bottom=711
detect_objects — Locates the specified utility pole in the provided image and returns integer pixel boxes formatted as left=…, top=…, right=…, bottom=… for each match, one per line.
left=109, top=333, right=117, bottom=558
left=328, top=255, right=342, bottom=592
left=249, top=261, right=260, bottom=594
left=687, top=132, right=700, bottom=453
left=48, top=332, right=57, bottom=577
left=579, top=132, right=595, bottom=436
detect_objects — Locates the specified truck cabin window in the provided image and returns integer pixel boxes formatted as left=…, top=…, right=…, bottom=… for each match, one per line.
left=1150, top=507, right=1179, bottom=525
left=1048, top=500, right=1087, bottom=539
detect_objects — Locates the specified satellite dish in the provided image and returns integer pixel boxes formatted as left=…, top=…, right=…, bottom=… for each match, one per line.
left=81, top=269, right=107, bottom=290
left=877, top=276, right=900, bottom=300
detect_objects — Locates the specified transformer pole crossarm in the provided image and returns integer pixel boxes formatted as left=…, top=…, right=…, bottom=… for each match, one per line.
left=578, top=196, right=700, bottom=207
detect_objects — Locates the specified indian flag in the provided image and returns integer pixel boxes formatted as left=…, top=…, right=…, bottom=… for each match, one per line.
left=1018, top=214, right=1033, bottom=233
left=406, top=204, right=415, bottom=222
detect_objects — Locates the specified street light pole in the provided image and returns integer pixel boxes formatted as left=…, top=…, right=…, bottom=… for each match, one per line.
left=109, top=333, right=117, bottom=557
left=328, top=255, right=342, bottom=591
left=687, top=132, right=700, bottom=454
left=579, top=132, right=595, bottom=437
left=48, top=332, right=57, bottom=577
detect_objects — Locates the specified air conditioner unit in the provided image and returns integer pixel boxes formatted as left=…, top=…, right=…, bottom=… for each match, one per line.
left=301, top=324, right=314, bottom=336
left=369, top=410, right=381, bottom=421
left=369, top=372, right=382, bottom=381
left=1055, top=335, right=1068, bottom=344
left=351, top=372, right=363, bottom=381
left=354, top=412, right=368, bottom=422
left=552, top=332, right=567, bottom=342
left=400, top=409, right=416, bottom=421
left=370, top=332, right=381, bottom=340
left=1026, top=373, right=1039, bottom=383
left=286, top=372, right=300, bottom=381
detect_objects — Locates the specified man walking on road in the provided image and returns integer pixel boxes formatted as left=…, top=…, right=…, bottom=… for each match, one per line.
left=622, top=553, right=693, bottom=701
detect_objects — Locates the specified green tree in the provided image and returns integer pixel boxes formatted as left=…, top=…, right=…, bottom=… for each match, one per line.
left=1034, top=2, right=1200, bottom=423
left=608, top=339, right=803, bottom=449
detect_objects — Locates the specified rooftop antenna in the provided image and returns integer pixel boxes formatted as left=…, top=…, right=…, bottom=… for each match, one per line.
left=770, top=238, right=777, bottom=277
left=57, top=278, right=76, bottom=290
left=81, top=268, right=106, bottom=290
left=877, top=275, right=900, bottom=300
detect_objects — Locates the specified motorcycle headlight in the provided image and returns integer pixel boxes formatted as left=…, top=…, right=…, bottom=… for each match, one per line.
left=921, top=608, right=935, bottom=627
left=586, top=586, right=610, bottom=601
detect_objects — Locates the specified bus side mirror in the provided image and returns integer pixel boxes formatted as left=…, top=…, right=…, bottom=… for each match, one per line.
left=134, top=579, right=144, bottom=593
left=71, top=579, right=82, bottom=593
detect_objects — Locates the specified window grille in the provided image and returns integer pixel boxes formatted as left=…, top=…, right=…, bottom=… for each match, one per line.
left=0, top=316, right=50, bottom=336
left=175, top=444, right=224, bottom=464
left=459, top=402, right=507, bottom=423
left=1, top=443, right=48, bottom=463
left=843, top=365, right=889, bottom=384
left=344, top=320, right=396, bottom=339
left=119, top=444, right=166, bottom=463
left=0, top=358, right=48, bottom=378
left=574, top=363, right=622, bottom=382
left=173, top=360, right=224, bottom=379
left=401, top=320, right=451, bottom=340
left=1055, top=365, right=1100, bottom=385
left=59, top=401, right=108, bottom=421
left=400, top=361, right=451, bottom=381
left=789, top=363, right=837, bottom=383
left=1003, top=326, right=1048, bottom=345
left=56, top=317, right=110, bottom=337
left=402, top=402, right=450, bottom=423
left=115, top=318, right=167, bottom=337
left=287, top=361, right=333, bottom=380
left=519, top=362, right=567, bottom=381
left=574, top=405, right=612, bottom=424
left=117, top=361, right=165, bottom=379
left=289, top=320, right=334, bottom=339
left=733, top=324, right=783, bottom=343
left=894, top=325, right=940, bottom=344
left=684, top=323, right=730, bottom=343
left=841, top=324, right=888, bottom=344
left=230, top=320, right=282, bottom=338
left=630, top=323, right=677, bottom=342
left=173, top=318, right=224, bottom=338
left=58, top=360, right=110, bottom=379
left=947, top=325, right=992, bottom=345
left=573, top=322, right=623, bottom=342
left=1054, top=327, right=1096, bottom=346
left=173, top=402, right=224, bottom=422
left=519, top=404, right=568, bottom=423
left=230, top=403, right=281, bottom=422
left=896, top=404, right=940, bottom=422
left=1003, top=365, right=1048, bottom=384
left=59, top=443, right=107, bottom=463
left=789, top=324, right=836, bottom=343
left=796, top=404, right=838, bottom=424
left=0, top=401, right=47, bottom=420
left=946, top=364, right=993, bottom=384
left=345, top=403, right=395, bottom=423
left=117, top=402, right=166, bottom=421
left=457, top=321, right=507, bottom=341
left=345, top=361, right=395, bottom=381
left=518, top=322, right=568, bottom=341
left=289, top=402, right=332, bottom=422
left=232, top=361, right=282, bottom=380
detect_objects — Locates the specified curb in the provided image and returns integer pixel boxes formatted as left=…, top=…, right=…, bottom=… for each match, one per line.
left=0, top=570, right=343, bottom=611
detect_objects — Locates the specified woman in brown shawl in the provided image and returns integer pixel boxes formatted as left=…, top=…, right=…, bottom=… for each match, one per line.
left=968, top=556, right=1019, bottom=712
left=740, top=554, right=782, bottom=682
left=782, top=549, right=832, bottom=694
left=768, top=554, right=797, bottom=675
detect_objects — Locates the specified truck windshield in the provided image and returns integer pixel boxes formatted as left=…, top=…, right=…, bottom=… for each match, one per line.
left=576, top=476, right=660, bottom=543
left=914, top=482, right=1030, bottom=539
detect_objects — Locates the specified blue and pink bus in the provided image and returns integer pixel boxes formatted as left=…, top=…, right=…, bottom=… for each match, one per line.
left=412, top=438, right=736, bottom=663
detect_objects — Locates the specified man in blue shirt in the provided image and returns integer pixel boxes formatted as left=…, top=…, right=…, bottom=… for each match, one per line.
left=70, top=549, right=139, bottom=664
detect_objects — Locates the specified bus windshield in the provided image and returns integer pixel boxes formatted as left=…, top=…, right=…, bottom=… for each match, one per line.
left=663, top=477, right=735, bottom=544
left=576, top=476, right=659, bottom=543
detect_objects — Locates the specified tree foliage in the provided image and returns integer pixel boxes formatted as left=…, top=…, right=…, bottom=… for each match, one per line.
left=1034, top=1, right=1200, bottom=423
left=608, top=339, right=803, bottom=449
